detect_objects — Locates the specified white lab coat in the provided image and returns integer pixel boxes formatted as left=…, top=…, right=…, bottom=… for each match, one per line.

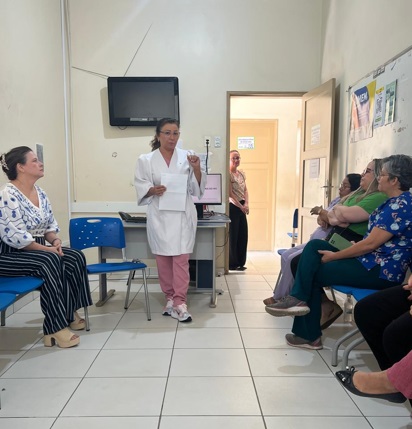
left=134, top=148, right=206, bottom=256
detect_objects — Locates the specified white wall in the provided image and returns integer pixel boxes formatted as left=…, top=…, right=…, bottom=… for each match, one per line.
left=0, top=0, right=70, bottom=238
left=320, top=0, right=412, bottom=183
left=67, top=0, right=323, bottom=213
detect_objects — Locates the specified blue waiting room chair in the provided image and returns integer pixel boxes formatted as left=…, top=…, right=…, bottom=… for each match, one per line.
left=0, top=277, right=44, bottom=327
left=69, top=217, right=151, bottom=320
left=330, top=285, right=378, bottom=369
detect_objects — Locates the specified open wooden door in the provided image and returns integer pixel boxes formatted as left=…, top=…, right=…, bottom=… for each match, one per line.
left=230, top=119, right=277, bottom=250
left=298, top=79, right=336, bottom=243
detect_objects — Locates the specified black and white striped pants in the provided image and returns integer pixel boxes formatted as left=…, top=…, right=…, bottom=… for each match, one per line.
left=0, top=238, right=93, bottom=335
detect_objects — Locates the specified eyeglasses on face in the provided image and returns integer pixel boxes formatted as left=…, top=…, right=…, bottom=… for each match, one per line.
left=339, top=183, right=351, bottom=189
left=231, top=156, right=241, bottom=161
left=159, top=131, right=180, bottom=137
left=362, top=167, right=373, bottom=175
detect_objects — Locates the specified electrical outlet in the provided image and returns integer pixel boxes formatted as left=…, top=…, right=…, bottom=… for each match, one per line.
left=214, top=136, right=222, bottom=148
left=204, top=135, right=211, bottom=147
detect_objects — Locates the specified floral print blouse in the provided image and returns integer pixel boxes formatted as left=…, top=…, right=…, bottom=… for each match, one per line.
left=359, top=191, right=412, bottom=283
left=0, top=183, right=59, bottom=250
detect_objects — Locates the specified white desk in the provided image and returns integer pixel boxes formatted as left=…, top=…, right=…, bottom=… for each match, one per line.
left=99, top=214, right=230, bottom=307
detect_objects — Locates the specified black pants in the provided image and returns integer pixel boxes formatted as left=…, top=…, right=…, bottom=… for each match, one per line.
left=229, top=202, right=248, bottom=269
left=354, top=285, right=412, bottom=371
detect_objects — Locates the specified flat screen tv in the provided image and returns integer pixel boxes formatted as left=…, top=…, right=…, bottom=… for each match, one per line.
left=107, top=76, right=179, bottom=126
left=192, top=173, right=222, bottom=219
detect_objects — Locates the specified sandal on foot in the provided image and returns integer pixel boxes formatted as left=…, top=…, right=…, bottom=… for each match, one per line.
left=44, top=328, right=80, bottom=348
left=70, top=311, right=86, bottom=331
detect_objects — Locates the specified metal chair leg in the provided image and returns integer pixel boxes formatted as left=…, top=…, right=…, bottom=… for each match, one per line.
left=124, top=270, right=135, bottom=309
left=341, top=336, right=365, bottom=369
left=331, top=327, right=359, bottom=366
left=84, top=306, right=90, bottom=331
left=141, top=269, right=151, bottom=321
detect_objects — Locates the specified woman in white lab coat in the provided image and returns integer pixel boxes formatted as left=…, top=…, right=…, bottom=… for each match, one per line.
left=134, top=118, right=206, bottom=322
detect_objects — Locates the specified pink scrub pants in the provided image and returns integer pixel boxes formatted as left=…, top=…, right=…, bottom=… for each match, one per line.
left=387, top=350, right=412, bottom=399
left=155, top=254, right=190, bottom=306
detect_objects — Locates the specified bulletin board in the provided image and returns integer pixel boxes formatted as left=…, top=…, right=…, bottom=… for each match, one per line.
left=347, top=45, right=412, bottom=173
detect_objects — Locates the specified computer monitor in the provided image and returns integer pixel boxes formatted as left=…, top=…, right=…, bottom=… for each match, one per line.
left=192, top=173, right=222, bottom=219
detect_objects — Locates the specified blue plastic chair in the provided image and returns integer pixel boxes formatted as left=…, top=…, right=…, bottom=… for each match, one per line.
left=286, top=208, right=299, bottom=247
left=0, top=293, right=17, bottom=317
left=0, top=277, right=43, bottom=326
left=330, top=285, right=378, bottom=369
left=69, top=217, right=151, bottom=320
left=0, top=293, right=16, bottom=311
left=0, top=277, right=44, bottom=326
left=0, top=276, right=91, bottom=330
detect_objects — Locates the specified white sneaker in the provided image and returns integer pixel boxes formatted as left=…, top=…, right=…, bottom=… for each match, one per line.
left=162, top=299, right=174, bottom=316
left=171, top=303, right=192, bottom=323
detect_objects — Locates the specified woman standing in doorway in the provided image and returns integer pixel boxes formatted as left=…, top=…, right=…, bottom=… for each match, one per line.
left=229, top=150, right=249, bottom=271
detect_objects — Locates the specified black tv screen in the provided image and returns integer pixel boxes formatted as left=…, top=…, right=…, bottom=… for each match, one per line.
left=107, top=76, right=179, bottom=126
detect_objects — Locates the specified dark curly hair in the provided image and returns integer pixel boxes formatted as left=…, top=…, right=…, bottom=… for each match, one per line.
left=150, top=118, right=180, bottom=151
left=1, top=146, right=33, bottom=181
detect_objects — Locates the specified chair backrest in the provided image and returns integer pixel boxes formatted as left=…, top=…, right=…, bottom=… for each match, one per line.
left=292, top=208, right=298, bottom=229
left=291, top=208, right=298, bottom=247
left=69, top=217, right=126, bottom=250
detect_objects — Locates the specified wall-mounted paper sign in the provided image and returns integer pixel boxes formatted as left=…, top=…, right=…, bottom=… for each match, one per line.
left=311, top=124, right=321, bottom=145
left=373, top=86, right=386, bottom=128
left=237, top=136, right=255, bottom=149
left=309, top=158, right=320, bottom=179
left=385, top=80, right=396, bottom=125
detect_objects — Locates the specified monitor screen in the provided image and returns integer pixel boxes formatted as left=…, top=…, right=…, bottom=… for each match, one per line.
left=192, top=173, right=222, bottom=205
left=107, top=77, right=179, bottom=126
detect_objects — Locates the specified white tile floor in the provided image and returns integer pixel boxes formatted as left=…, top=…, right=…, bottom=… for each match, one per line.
left=0, top=251, right=411, bottom=428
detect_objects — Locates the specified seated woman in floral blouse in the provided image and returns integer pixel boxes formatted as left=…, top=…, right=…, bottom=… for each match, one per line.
left=0, top=146, right=92, bottom=348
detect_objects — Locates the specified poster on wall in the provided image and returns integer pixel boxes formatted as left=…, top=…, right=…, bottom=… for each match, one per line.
left=349, top=80, right=376, bottom=142
left=373, top=86, right=386, bottom=128
left=384, top=80, right=397, bottom=125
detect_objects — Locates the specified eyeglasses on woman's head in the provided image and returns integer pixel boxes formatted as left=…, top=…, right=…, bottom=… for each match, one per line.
left=231, top=156, right=241, bottom=161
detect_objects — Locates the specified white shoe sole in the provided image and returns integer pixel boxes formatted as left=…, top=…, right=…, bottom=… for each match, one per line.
left=265, top=305, right=310, bottom=317
left=286, top=338, right=323, bottom=350
left=170, top=310, right=192, bottom=323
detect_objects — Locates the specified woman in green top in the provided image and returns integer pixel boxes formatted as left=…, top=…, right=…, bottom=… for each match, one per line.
left=326, top=158, right=387, bottom=241
left=286, top=159, right=388, bottom=330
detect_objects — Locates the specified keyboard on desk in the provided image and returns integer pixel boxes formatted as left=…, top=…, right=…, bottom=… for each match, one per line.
left=125, top=216, right=146, bottom=223
left=119, top=211, right=147, bottom=223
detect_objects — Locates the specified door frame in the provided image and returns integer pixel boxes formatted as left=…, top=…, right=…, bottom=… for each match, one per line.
left=226, top=91, right=305, bottom=272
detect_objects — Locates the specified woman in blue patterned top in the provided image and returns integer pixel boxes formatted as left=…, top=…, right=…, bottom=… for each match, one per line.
left=265, top=154, right=412, bottom=350
left=0, top=146, right=92, bottom=348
